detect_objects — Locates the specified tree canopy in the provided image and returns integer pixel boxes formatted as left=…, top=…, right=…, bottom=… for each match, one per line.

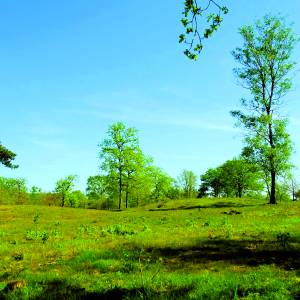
left=231, top=15, right=297, bottom=204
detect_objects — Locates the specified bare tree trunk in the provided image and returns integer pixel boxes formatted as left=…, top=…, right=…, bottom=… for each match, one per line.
left=118, top=172, right=122, bottom=210
left=270, top=170, right=276, bottom=204
left=125, top=189, right=129, bottom=208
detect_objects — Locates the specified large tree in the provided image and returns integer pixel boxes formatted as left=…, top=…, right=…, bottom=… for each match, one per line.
left=0, top=143, right=18, bottom=169
left=199, top=167, right=223, bottom=197
left=99, top=122, right=140, bottom=209
left=220, top=158, right=262, bottom=198
left=231, top=15, right=297, bottom=204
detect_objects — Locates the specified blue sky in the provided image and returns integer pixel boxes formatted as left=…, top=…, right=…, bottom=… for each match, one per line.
left=1, top=0, right=300, bottom=191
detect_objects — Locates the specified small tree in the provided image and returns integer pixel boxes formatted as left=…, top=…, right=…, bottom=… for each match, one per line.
left=231, top=15, right=297, bottom=204
left=178, top=170, right=197, bottom=198
left=148, top=166, right=174, bottom=202
left=0, top=177, right=28, bottom=204
left=30, top=186, right=42, bottom=205
left=284, top=174, right=299, bottom=202
left=54, top=175, right=77, bottom=207
left=86, top=175, right=112, bottom=209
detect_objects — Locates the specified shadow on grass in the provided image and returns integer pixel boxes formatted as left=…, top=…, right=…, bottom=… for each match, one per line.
left=145, top=238, right=300, bottom=271
left=149, top=201, right=259, bottom=212
left=0, top=279, right=194, bottom=300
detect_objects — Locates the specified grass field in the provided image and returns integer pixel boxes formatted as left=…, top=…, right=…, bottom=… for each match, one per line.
left=0, top=198, right=299, bottom=299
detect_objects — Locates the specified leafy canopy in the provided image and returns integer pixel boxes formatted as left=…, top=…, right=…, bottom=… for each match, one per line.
left=231, top=15, right=297, bottom=203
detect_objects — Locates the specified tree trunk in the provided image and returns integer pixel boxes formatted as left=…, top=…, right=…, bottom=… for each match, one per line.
left=118, top=173, right=122, bottom=210
left=238, top=184, right=242, bottom=198
left=61, top=194, right=65, bottom=207
left=125, top=189, right=129, bottom=208
left=268, top=120, right=276, bottom=205
left=270, top=170, right=276, bottom=204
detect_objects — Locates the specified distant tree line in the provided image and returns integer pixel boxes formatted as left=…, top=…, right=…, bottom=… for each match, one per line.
left=1, top=121, right=299, bottom=209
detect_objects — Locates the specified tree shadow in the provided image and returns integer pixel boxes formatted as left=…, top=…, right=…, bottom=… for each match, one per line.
left=0, top=279, right=194, bottom=300
left=149, top=201, right=259, bottom=212
left=144, top=238, right=300, bottom=271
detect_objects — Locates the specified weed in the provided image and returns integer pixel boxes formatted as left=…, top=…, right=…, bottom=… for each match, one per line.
left=277, top=232, right=291, bottom=248
left=102, top=224, right=136, bottom=236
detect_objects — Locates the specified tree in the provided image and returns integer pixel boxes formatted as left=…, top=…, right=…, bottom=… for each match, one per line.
left=220, top=158, right=262, bottom=198
left=68, top=190, right=88, bottom=208
left=284, top=174, right=299, bottom=202
left=231, top=15, right=297, bottom=204
left=99, top=122, right=140, bottom=209
left=178, top=169, right=197, bottom=198
left=0, top=177, right=28, bottom=204
left=86, top=175, right=109, bottom=208
left=122, top=148, right=151, bottom=208
left=29, top=186, right=42, bottom=204
left=147, top=166, right=174, bottom=202
left=199, top=167, right=223, bottom=197
left=179, top=0, right=228, bottom=60
left=198, top=159, right=263, bottom=198
left=0, top=143, right=18, bottom=169
left=295, top=189, right=300, bottom=201
left=54, top=175, right=77, bottom=207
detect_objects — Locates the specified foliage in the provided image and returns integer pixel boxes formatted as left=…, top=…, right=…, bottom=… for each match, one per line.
left=231, top=15, right=297, bottom=204
left=177, top=170, right=197, bottom=198
left=98, top=122, right=176, bottom=209
left=0, top=143, right=18, bottom=169
left=102, top=224, right=136, bottom=236
left=198, top=158, right=263, bottom=198
left=54, top=175, right=78, bottom=207
left=99, top=122, right=141, bottom=209
left=180, top=0, right=228, bottom=60
left=0, top=177, right=28, bottom=204
left=67, top=190, right=88, bottom=208
left=29, top=186, right=43, bottom=205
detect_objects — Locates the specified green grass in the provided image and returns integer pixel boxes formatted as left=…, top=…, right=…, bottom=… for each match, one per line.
left=0, top=198, right=299, bottom=299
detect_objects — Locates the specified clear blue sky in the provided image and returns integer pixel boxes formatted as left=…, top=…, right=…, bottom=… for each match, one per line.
left=1, top=0, right=300, bottom=191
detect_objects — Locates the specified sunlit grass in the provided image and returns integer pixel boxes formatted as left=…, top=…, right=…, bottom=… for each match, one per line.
left=0, top=198, right=299, bottom=299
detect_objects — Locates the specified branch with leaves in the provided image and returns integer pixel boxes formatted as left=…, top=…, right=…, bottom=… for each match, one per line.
left=179, top=0, right=228, bottom=60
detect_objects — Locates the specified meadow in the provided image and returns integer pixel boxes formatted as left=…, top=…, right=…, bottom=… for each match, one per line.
left=0, top=198, right=299, bottom=299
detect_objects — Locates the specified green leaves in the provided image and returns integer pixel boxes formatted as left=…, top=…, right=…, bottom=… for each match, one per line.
left=0, top=143, right=18, bottom=169
left=232, top=15, right=297, bottom=203
left=180, top=0, right=228, bottom=60
left=54, top=175, right=78, bottom=207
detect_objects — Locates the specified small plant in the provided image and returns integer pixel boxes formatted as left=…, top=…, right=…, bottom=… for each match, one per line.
left=185, top=218, right=197, bottom=227
left=51, top=229, right=61, bottom=238
left=276, top=232, right=291, bottom=248
left=25, top=230, right=50, bottom=243
left=102, top=224, right=136, bottom=236
left=33, top=212, right=40, bottom=225
left=41, top=231, right=49, bottom=243
left=12, top=253, right=24, bottom=261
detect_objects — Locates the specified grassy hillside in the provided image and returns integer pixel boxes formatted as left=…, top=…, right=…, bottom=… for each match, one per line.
left=0, top=198, right=299, bottom=299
